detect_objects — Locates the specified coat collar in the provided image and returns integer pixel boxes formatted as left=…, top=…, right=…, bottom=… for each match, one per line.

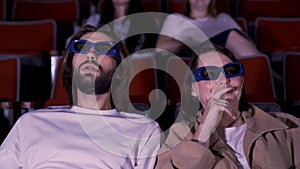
left=242, top=104, right=289, bottom=163
left=243, top=104, right=288, bottom=137
left=194, top=104, right=288, bottom=140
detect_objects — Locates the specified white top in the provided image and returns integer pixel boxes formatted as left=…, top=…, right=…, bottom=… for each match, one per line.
left=159, top=13, right=241, bottom=43
left=0, top=106, right=161, bottom=169
left=113, top=18, right=131, bottom=43
left=224, top=124, right=250, bottom=169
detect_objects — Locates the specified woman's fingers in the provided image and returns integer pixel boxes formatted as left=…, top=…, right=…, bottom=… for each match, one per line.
left=208, top=85, right=237, bottom=119
left=196, top=86, right=238, bottom=142
left=204, top=98, right=236, bottom=120
left=212, top=99, right=236, bottom=119
left=211, top=86, right=233, bottom=100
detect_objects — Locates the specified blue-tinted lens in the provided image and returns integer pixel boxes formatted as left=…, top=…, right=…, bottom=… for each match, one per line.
left=223, top=62, right=244, bottom=78
left=193, top=62, right=244, bottom=81
left=70, top=40, right=121, bottom=62
left=70, top=40, right=91, bottom=53
left=193, top=66, right=221, bottom=81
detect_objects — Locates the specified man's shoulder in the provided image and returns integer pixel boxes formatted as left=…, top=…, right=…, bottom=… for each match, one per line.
left=20, top=106, right=74, bottom=119
left=120, top=111, right=160, bottom=127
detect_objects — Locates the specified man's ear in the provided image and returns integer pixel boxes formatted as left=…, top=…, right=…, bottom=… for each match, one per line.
left=241, top=76, right=244, bottom=85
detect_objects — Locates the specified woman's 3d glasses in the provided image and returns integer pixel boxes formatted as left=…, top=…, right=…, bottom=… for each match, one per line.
left=70, top=40, right=121, bottom=62
left=193, top=62, right=245, bottom=81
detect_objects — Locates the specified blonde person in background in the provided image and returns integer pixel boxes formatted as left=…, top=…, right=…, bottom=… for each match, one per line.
left=156, top=0, right=259, bottom=58
left=156, top=0, right=284, bottom=103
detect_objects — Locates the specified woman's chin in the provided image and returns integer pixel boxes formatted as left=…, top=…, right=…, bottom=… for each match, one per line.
left=218, top=114, right=236, bottom=128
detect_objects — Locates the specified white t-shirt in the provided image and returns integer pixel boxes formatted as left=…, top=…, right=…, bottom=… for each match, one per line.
left=159, top=13, right=241, bottom=43
left=0, top=106, right=161, bottom=169
left=224, top=124, right=250, bottom=169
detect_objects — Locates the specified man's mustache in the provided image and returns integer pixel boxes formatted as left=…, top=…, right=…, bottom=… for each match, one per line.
left=78, top=60, right=104, bottom=74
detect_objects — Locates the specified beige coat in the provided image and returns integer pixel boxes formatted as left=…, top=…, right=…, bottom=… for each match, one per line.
left=155, top=105, right=300, bottom=169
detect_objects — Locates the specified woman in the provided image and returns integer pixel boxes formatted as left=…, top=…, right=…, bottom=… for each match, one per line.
left=156, top=0, right=259, bottom=58
left=98, top=0, right=158, bottom=54
left=155, top=45, right=300, bottom=169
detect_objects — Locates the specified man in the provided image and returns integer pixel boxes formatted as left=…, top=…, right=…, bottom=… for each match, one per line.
left=0, top=25, right=161, bottom=168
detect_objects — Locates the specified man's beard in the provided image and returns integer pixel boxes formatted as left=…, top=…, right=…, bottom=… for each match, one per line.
left=73, top=61, right=115, bottom=95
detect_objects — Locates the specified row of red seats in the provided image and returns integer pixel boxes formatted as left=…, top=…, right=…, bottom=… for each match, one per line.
left=1, top=0, right=299, bottom=54
left=1, top=17, right=299, bottom=59
left=0, top=0, right=90, bottom=22
left=3, top=51, right=300, bottom=126
left=1, top=0, right=300, bottom=22
left=40, top=54, right=280, bottom=108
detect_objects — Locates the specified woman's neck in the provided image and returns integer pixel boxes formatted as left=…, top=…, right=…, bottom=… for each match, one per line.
left=216, top=110, right=245, bottom=129
left=190, top=9, right=208, bottom=19
left=229, top=113, right=245, bottom=127
left=114, top=3, right=129, bottom=19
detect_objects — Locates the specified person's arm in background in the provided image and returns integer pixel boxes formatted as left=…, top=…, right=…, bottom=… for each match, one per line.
left=155, top=14, right=188, bottom=54
left=226, top=30, right=259, bottom=59
left=156, top=35, right=184, bottom=53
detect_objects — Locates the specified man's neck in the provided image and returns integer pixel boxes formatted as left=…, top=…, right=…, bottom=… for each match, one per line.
left=76, top=90, right=112, bottom=110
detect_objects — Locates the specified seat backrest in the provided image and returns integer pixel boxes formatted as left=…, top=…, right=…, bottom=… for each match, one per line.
left=239, top=54, right=277, bottom=103
left=166, top=0, right=185, bottom=14
left=0, top=20, right=57, bottom=53
left=44, top=56, right=69, bottom=107
left=283, top=52, right=300, bottom=102
left=215, top=0, right=231, bottom=15
left=141, top=0, right=161, bottom=12
left=129, top=55, right=158, bottom=106
left=97, top=0, right=104, bottom=13
left=0, top=20, right=57, bottom=104
left=0, top=57, right=21, bottom=102
left=255, top=17, right=300, bottom=53
left=235, top=17, right=247, bottom=34
left=12, top=0, right=79, bottom=25
left=236, top=0, right=300, bottom=23
left=167, top=0, right=230, bottom=14
left=0, top=0, right=6, bottom=21
left=166, top=57, right=190, bottom=105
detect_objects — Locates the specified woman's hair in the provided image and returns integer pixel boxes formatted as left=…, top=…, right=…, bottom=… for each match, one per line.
left=184, top=0, right=218, bottom=17
left=181, top=44, right=249, bottom=123
left=62, top=24, right=129, bottom=106
left=100, top=0, right=145, bottom=24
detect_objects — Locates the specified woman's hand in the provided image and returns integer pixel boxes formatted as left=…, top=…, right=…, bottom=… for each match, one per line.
left=192, top=86, right=237, bottom=146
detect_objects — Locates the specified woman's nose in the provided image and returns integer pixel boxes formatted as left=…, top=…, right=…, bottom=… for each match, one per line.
left=217, top=72, right=230, bottom=85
